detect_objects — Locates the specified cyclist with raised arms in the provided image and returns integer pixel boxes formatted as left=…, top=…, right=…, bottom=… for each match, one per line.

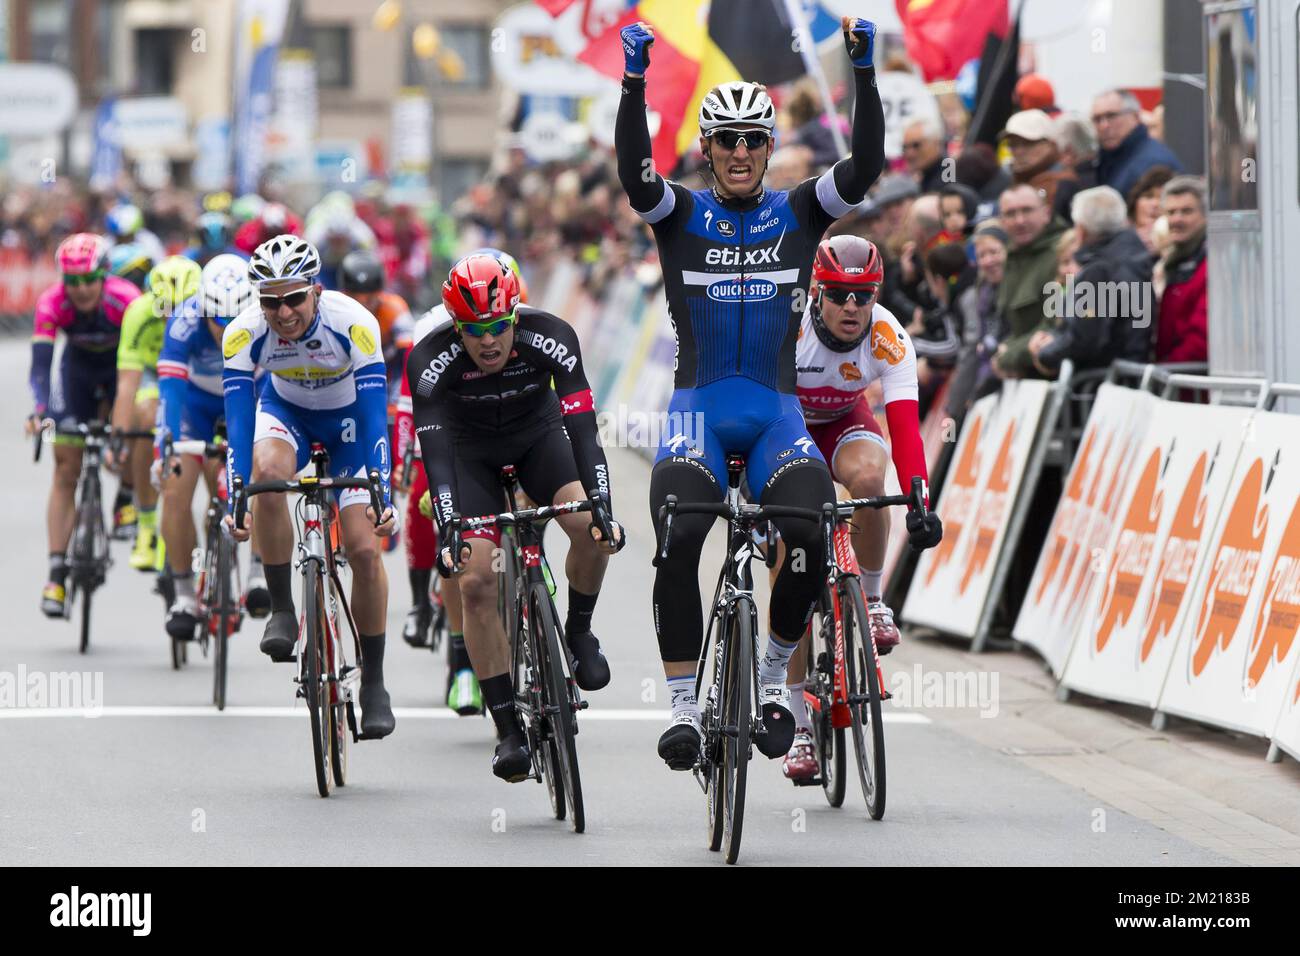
left=109, top=255, right=197, bottom=573
left=222, top=235, right=399, bottom=739
left=407, top=253, right=624, bottom=781
left=616, top=16, right=892, bottom=770
left=27, top=234, right=142, bottom=617
left=156, top=254, right=256, bottom=641
left=780, top=235, right=942, bottom=782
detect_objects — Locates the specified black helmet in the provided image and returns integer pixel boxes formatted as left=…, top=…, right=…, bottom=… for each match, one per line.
left=339, top=250, right=384, bottom=293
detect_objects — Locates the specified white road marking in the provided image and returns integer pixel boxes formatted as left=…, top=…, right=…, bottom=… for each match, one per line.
left=0, top=705, right=932, bottom=723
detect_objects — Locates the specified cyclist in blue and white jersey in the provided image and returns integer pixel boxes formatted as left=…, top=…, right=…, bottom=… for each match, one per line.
left=617, top=16, right=906, bottom=770
left=155, top=254, right=255, bottom=641
left=221, top=235, right=398, bottom=739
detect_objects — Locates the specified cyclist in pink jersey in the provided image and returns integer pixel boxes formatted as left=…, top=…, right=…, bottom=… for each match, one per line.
left=25, top=233, right=143, bottom=617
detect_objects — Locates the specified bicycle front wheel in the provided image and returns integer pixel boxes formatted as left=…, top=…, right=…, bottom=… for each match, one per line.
left=303, top=570, right=333, bottom=798
left=721, top=597, right=753, bottom=864
left=532, top=584, right=584, bottom=834
left=843, top=580, right=886, bottom=819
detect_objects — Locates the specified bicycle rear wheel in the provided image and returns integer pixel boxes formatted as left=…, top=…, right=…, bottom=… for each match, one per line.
left=303, top=570, right=333, bottom=797
left=721, top=597, right=753, bottom=864
left=532, top=584, right=584, bottom=833
left=843, top=580, right=886, bottom=819
left=810, top=600, right=846, bottom=807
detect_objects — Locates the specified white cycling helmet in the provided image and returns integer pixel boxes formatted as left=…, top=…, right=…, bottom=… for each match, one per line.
left=200, top=253, right=254, bottom=324
left=699, top=82, right=776, bottom=134
left=248, top=234, right=321, bottom=288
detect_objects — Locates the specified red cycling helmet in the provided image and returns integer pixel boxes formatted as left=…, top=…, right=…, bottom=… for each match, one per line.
left=442, top=253, right=521, bottom=326
left=810, top=235, right=883, bottom=353
left=812, top=235, right=884, bottom=288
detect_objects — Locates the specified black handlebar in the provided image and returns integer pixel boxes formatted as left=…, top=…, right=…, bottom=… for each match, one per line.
left=230, top=469, right=388, bottom=534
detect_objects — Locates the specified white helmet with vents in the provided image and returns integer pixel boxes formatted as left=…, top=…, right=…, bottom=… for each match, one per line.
left=699, top=82, right=776, bottom=134
left=200, top=253, right=254, bottom=324
left=248, top=234, right=321, bottom=289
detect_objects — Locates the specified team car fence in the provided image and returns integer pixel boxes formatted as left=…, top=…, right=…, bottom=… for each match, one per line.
left=537, top=257, right=1300, bottom=763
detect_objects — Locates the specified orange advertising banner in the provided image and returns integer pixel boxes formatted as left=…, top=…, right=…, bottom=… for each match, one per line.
left=1060, top=400, right=1250, bottom=708
left=1156, top=410, right=1300, bottom=738
left=902, top=379, right=1051, bottom=638
left=1014, top=384, right=1153, bottom=675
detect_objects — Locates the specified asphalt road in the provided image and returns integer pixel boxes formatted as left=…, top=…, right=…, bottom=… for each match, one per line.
left=0, top=338, right=1233, bottom=866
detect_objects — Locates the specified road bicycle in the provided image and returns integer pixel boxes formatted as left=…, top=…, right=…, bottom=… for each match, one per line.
left=232, top=446, right=386, bottom=797
left=35, top=420, right=154, bottom=653
left=161, top=432, right=242, bottom=707
left=655, top=454, right=838, bottom=864
left=801, top=478, right=925, bottom=820
left=443, top=465, right=604, bottom=833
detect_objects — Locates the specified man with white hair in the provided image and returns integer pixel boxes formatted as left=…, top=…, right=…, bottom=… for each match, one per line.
left=1091, top=89, right=1183, bottom=199
left=1028, top=185, right=1154, bottom=374
left=1051, top=112, right=1100, bottom=223
left=902, top=115, right=947, bottom=193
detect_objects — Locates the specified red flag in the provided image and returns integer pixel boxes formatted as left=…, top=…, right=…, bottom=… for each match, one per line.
left=895, top=0, right=1009, bottom=82
left=534, top=0, right=580, bottom=15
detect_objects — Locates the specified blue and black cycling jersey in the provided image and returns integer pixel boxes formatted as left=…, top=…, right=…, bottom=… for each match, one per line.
left=615, top=68, right=885, bottom=394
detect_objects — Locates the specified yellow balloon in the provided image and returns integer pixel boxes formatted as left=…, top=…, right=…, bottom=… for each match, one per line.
left=412, top=22, right=440, bottom=60
left=372, top=0, right=401, bottom=32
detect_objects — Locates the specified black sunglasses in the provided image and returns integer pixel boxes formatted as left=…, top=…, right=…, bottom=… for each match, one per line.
left=259, top=289, right=311, bottom=310
left=709, top=128, right=771, bottom=151
left=822, top=286, right=877, bottom=306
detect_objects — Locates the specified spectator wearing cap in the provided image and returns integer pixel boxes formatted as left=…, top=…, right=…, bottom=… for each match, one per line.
left=1051, top=112, right=1100, bottom=223
left=1015, top=73, right=1058, bottom=115
left=1092, top=89, right=1183, bottom=200
left=992, top=183, right=1069, bottom=378
left=949, top=220, right=1009, bottom=415
left=1126, top=165, right=1175, bottom=254
left=1001, top=109, right=1077, bottom=212
left=902, top=116, right=948, bottom=194
left=1155, top=175, right=1208, bottom=365
left=1029, top=186, right=1155, bottom=375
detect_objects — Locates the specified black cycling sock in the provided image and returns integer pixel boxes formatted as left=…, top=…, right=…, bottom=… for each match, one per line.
left=481, top=673, right=520, bottom=739
left=265, top=562, right=295, bottom=616
left=565, top=586, right=598, bottom=637
left=360, top=634, right=385, bottom=685
left=49, top=552, right=67, bottom=586
left=408, top=567, right=432, bottom=607
left=449, top=632, right=470, bottom=672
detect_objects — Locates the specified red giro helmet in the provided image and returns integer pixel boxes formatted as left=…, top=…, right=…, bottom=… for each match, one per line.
left=812, top=235, right=884, bottom=288
left=442, top=253, right=521, bottom=323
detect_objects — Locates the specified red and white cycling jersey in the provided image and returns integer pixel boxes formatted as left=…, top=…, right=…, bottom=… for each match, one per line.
left=794, top=304, right=929, bottom=504
left=794, top=303, right=917, bottom=423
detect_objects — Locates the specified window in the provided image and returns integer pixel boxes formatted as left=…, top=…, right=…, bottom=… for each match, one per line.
left=404, top=23, right=490, bottom=88
left=134, top=29, right=178, bottom=96
left=31, top=0, right=70, bottom=64
left=1206, top=6, right=1258, bottom=211
left=441, top=159, right=489, bottom=204
left=308, top=25, right=352, bottom=89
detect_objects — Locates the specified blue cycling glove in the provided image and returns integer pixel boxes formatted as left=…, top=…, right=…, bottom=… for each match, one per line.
left=843, top=18, right=876, bottom=69
left=621, top=22, right=654, bottom=75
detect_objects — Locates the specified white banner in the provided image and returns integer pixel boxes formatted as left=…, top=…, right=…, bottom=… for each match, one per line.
left=0, top=63, right=77, bottom=135
left=902, top=380, right=1050, bottom=638
left=391, top=89, right=431, bottom=174
left=876, top=70, right=942, bottom=160
left=1157, top=410, right=1300, bottom=737
left=491, top=3, right=616, bottom=96
left=1270, top=658, right=1300, bottom=762
left=1015, top=384, right=1153, bottom=675
left=1060, top=401, right=1249, bottom=708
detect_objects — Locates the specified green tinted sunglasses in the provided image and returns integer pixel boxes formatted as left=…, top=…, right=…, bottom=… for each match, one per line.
left=456, top=313, right=516, bottom=338
left=63, top=271, right=106, bottom=288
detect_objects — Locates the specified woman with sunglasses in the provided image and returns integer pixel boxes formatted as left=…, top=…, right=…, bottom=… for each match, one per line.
left=406, top=253, right=625, bottom=783
left=27, top=233, right=144, bottom=618
left=779, top=235, right=941, bottom=783
left=221, top=234, right=399, bottom=740
left=616, top=16, right=888, bottom=771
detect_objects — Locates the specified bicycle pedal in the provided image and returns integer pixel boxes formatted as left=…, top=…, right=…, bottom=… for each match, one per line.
left=270, top=653, right=297, bottom=664
left=792, top=777, right=822, bottom=787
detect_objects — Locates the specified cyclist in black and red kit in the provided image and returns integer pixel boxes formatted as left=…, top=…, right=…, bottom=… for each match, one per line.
left=407, top=253, right=625, bottom=782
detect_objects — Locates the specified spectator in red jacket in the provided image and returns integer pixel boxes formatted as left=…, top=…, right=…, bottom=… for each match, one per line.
left=233, top=202, right=303, bottom=255
left=1155, top=175, right=1207, bottom=364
